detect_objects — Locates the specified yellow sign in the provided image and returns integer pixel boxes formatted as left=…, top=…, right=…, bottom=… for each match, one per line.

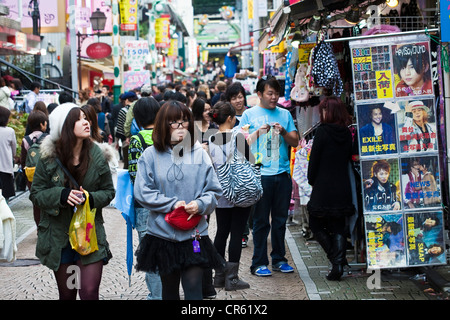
left=155, top=15, right=170, bottom=48
left=120, top=0, right=138, bottom=31
left=298, top=43, right=315, bottom=63
left=375, top=70, right=394, bottom=99
left=168, top=39, right=178, bottom=57
left=248, top=0, right=253, bottom=19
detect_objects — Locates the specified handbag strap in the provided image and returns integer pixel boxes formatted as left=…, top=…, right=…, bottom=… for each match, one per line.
left=55, top=158, right=80, bottom=189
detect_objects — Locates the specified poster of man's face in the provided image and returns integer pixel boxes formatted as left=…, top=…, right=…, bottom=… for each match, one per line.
left=357, top=103, right=398, bottom=157
left=405, top=211, right=446, bottom=266
left=361, top=158, right=401, bottom=213
left=401, top=155, right=441, bottom=210
left=396, top=98, right=437, bottom=154
left=392, top=42, right=433, bottom=97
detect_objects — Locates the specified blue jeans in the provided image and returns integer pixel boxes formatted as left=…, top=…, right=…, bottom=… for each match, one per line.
left=136, top=207, right=162, bottom=300
left=251, top=172, right=292, bottom=272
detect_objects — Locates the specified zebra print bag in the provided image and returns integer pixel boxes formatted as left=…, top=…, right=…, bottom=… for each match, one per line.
left=215, top=131, right=263, bottom=207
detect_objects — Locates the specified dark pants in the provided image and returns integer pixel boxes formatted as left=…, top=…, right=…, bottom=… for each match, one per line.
left=215, top=206, right=251, bottom=262
left=251, top=172, right=292, bottom=271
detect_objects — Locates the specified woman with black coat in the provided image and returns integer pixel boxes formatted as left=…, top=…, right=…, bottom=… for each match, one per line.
left=307, top=96, right=355, bottom=281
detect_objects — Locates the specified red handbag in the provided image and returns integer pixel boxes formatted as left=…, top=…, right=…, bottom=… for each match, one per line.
left=165, top=206, right=202, bottom=230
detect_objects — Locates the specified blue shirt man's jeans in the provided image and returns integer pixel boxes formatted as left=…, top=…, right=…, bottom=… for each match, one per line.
left=250, top=172, right=292, bottom=271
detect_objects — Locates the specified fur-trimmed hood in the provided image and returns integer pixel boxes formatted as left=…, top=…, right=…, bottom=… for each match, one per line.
left=39, top=135, right=118, bottom=167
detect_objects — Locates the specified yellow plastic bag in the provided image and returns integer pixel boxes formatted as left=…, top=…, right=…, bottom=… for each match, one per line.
left=69, top=190, right=98, bottom=255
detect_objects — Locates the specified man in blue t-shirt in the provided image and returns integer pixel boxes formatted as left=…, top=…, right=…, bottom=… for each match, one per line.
left=238, top=75, right=298, bottom=277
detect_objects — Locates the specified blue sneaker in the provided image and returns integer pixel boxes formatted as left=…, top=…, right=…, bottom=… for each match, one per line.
left=272, top=262, right=294, bottom=273
left=252, top=266, right=272, bottom=277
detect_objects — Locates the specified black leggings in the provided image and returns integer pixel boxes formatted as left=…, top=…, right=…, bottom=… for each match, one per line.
left=309, top=215, right=346, bottom=236
left=214, top=206, right=251, bottom=262
left=160, top=266, right=203, bottom=300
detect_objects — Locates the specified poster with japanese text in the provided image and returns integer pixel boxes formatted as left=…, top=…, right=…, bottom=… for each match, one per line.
left=396, top=98, right=437, bottom=154
left=405, top=211, right=446, bottom=266
left=401, top=155, right=441, bottom=210
left=392, top=42, right=433, bottom=97
left=365, top=213, right=407, bottom=268
left=357, top=102, right=398, bottom=157
left=351, top=35, right=443, bottom=269
left=351, top=45, right=394, bottom=101
left=361, top=158, right=401, bottom=213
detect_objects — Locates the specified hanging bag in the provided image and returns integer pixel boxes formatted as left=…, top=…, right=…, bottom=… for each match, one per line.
left=68, top=189, right=98, bottom=255
left=55, top=158, right=98, bottom=255
left=215, top=131, right=263, bottom=207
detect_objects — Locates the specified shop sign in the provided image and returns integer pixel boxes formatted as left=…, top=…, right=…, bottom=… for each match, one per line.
left=124, top=40, right=149, bottom=71
left=86, top=42, right=112, bottom=59
left=123, top=70, right=151, bottom=91
left=120, top=0, right=138, bottom=31
left=155, top=15, right=170, bottom=48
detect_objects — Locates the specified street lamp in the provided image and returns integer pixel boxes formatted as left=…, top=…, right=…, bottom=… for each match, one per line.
left=77, top=9, right=107, bottom=91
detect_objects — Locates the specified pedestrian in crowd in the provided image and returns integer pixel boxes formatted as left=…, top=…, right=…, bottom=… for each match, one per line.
left=238, top=75, right=298, bottom=277
left=25, top=101, right=49, bottom=135
left=307, top=96, right=355, bottom=281
left=223, top=82, right=248, bottom=127
left=47, top=103, right=58, bottom=114
left=87, top=97, right=106, bottom=132
left=208, top=101, right=254, bottom=291
left=115, top=91, right=137, bottom=169
left=197, top=84, right=211, bottom=104
left=81, top=104, right=107, bottom=143
left=110, top=93, right=125, bottom=144
left=211, top=81, right=227, bottom=106
left=29, top=103, right=115, bottom=300
left=134, top=100, right=224, bottom=300
left=58, top=91, right=75, bottom=104
left=24, top=81, right=41, bottom=113
left=20, top=110, right=48, bottom=226
left=127, top=97, right=162, bottom=300
left=0, top=77, right=12, bottom=110
left=191, top=98, right=216, bottom=148
left=78, top=88, right=90, bottom=105
left=0, top=107, right=16, bottom=202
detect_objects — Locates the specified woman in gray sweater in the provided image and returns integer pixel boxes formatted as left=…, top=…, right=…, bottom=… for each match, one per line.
left=134, top=100, right=224, bottom=300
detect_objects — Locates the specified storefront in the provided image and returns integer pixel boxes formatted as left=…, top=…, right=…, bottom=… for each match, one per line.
left=253, top=0, right=448, bottom=270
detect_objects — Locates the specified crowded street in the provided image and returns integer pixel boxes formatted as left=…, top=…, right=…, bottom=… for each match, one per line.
left=0, top=0, right=449, bottom=310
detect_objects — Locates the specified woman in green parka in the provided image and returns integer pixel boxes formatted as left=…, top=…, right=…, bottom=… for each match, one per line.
left=30, top=103, right=115, bottom=300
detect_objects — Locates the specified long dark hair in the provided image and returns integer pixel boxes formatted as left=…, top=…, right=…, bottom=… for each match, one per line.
left=81, top=104, right=103, bottom=142
left=318, top=96, right=351, bottom=127
left=55, top=108, right=93, bottom=187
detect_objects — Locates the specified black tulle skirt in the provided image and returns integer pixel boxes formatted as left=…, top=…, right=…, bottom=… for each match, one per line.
left=135, top=234, right=225, bottom=276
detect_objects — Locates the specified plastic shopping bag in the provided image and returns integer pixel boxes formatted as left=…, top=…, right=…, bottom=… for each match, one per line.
left=69, top=190, right=98, bottom=255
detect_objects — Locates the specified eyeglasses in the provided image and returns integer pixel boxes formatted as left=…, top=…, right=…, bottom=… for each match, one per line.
left=261, top=74, right=274, bottom=81
left=169, top=120, right=189, bottom=129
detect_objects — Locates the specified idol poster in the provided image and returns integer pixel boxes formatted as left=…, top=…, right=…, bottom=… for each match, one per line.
left=405, top=211, right=446, bottom=266
left=365, top=213, right=406, bottom=268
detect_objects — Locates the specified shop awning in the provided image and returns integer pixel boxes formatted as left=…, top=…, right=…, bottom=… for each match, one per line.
left=165, top=4, right=190, bottom=37
left=257, top=6, right=289, bottom=53
left=82, top=61, right=114, bottom=75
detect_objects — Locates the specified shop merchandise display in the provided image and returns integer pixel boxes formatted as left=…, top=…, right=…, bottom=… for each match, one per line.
left=350, top=34, right=445, bottom=268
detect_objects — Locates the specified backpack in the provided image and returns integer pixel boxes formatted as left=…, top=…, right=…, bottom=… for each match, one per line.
left=24, top=133, right=48, bottom=182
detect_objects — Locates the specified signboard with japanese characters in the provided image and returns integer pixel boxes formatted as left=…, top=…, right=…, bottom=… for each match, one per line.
left=350, top=34, right=444, bottom=269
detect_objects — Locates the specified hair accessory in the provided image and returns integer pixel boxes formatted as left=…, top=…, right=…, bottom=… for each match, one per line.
left=213, top=113, right=218, bottom=118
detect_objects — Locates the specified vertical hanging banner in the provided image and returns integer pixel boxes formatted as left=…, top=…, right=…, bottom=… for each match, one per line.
left=120, top=0, right=138, bottom=31
left=168, top=38, right=179, bottom=58
left=350, top=34, right=445, bottom=269
left=155, top=14, right=171, bottom=48
left=124, top=41, right=150, bottom=71
left=440, top=0, right=450, bottom=42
